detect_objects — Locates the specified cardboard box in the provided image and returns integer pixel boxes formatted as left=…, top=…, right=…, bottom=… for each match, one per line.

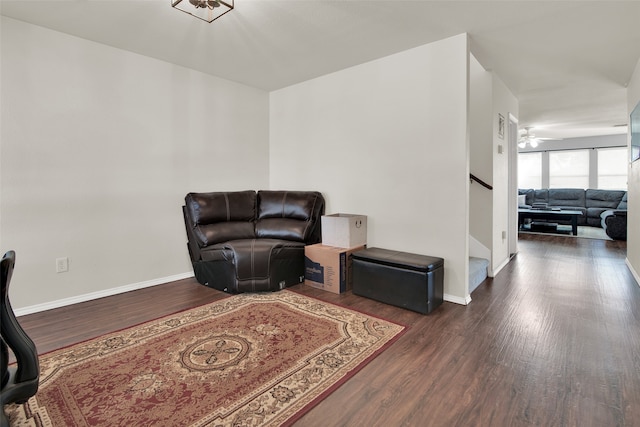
left=321, top=214, right=367, bottom=248
left=304, top=244, right=366, bottom=294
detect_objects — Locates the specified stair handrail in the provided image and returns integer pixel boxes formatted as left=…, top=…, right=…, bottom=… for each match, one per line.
left=470, top=174, right=493, bottom=190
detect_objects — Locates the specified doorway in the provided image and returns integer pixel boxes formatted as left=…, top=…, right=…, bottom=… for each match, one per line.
left=508, top=114, right=518, bottom=256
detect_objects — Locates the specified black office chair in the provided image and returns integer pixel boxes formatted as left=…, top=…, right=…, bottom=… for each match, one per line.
left=1, top=251, right=39, bottom=427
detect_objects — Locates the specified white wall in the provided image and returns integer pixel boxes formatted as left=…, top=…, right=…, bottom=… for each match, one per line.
left=270, top=34, right=471, bottom=303
left=627, top=58, right=640, bottom=285
left=469, top=54, right=493, bottom=255
left=468, top=53, right=518, bottom=278
left=491, top=74, right=518, bottom=273
left=1, top=18, right=270, bottom=310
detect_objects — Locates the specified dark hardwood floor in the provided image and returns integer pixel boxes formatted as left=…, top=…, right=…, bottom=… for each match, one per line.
left=12, top=234, right=639, bottom=426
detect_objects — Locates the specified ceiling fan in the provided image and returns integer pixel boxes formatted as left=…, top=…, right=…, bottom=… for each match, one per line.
left=518, top=127, right=559, bottom=148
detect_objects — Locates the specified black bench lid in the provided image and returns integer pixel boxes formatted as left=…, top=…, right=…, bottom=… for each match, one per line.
left=352, top=247, right=444, bottom=272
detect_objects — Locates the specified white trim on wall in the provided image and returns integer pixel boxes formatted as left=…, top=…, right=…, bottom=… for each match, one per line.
left=626, top=258, right=640, bottom=289
left=492, top=257, right=510, bottom=277
left=445, top=293, right=472, bottom=305
left=14, top=272, right=194, bottom=317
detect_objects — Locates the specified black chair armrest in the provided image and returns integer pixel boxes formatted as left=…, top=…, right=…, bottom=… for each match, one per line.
left=603, top=211, right=627, bottom=240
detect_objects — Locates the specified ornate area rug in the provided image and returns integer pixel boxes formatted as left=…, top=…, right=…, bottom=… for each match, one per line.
left=7, top=290, right=405, bottom=426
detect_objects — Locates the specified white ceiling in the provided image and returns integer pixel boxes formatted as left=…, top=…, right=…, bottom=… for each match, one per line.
left=2, top=1, right=640, bottom=140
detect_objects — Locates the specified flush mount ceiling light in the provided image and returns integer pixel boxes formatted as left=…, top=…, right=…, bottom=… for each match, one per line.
left=172, top=0, right=233, bottom=23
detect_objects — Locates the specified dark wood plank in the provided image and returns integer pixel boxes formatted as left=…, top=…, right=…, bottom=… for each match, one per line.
left=11, top=279, right=229, bottom=357
left=10, top=234, right=639, bottom=426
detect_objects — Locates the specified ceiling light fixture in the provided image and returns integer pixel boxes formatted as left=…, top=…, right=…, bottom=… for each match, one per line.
left=518, top=127, right=544, bottom=149
left=518, top=137, right=539, bottom=149
left=172, top=0, right=233, bottom=23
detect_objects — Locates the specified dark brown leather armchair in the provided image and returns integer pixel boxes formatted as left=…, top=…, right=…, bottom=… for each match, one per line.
left=183, top=190, right=325, bottom=293
left=1, top=251, right=39, bottom=427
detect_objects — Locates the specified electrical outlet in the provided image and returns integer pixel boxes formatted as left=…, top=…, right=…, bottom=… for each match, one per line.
left=56, top=257, right=69, bottom=273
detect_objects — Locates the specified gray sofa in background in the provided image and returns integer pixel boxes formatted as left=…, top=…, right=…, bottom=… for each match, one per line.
left=518, top=188, right=627, bottom=240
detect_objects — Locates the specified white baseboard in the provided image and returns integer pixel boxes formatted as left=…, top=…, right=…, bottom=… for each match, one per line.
left=15, top=272, right=195, bottom=317
left=626, top=258, right=640, bottom=288
left=491, top=257, right=510, bottom=278
left=444, top=293, right=472, bottom=305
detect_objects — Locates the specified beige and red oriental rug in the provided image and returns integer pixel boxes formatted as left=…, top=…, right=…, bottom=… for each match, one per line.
left=7, top=290, right=405, bottom=426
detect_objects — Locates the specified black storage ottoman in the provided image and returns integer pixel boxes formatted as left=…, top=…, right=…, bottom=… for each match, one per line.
left=352, top=247, right=444, bottom=314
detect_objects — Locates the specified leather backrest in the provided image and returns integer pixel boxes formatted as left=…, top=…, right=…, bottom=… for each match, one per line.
left=257, top=191, right=320, bottom=220
left=256, top=191, right=325, bottom=243
left=184, top=191, right=257, bottom=246
left=185, top=191, right=256, bottom=225
left=183, top=190, right=325, bottom=248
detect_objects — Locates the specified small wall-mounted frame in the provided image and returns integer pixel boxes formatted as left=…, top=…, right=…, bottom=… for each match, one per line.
left=631, top=101, right=640, bottom=162
left=498, top=113, right=505, bottom=139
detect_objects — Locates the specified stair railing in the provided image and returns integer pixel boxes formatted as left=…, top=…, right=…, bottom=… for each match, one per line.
left=470, top=174, right=493, bottom=190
